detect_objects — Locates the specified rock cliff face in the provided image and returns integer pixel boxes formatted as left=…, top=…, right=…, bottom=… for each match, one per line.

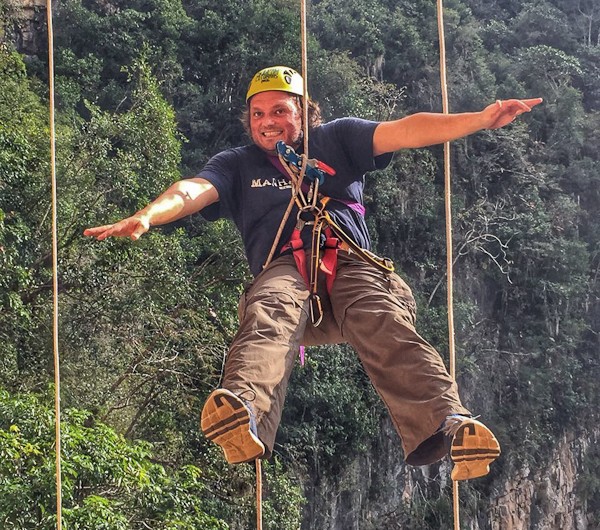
left=490, top=432, right=597, bottom=530
left=301, top=420, right=599, bottom=530
left=2, top=0, right=47, bottom=54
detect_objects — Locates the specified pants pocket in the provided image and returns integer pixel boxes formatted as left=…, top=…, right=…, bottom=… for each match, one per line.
left=387, top=273, right=417, bottom=326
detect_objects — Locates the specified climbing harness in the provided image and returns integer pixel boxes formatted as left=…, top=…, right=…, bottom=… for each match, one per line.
left=272, top=141, right=394, bottom=327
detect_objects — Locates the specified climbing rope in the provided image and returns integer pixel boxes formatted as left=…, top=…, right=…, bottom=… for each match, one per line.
left=255, top=459, right=263, bottom=530
left=435, top=1, right=461, bottom=528
left=45, top=0, right=63, bottom=528
left=261, top=150, right=307, bottom=270
left=261, top=0, right=311, bottom=272
left=257, top=0, right=312, bottom=524
left=300, top=0, right=309, bottom=157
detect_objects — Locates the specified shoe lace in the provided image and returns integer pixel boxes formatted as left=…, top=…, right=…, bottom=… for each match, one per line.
left=237, top=389, right=257, bottom=402
left=441, top=414, right=479, bottom=437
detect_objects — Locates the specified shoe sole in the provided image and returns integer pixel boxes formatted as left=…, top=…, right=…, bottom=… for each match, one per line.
left=450, top=418, right=501, bottom=481
left=201, top=389, right=265, bottom=464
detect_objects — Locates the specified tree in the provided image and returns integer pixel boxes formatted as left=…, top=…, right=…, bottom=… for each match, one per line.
left=0, top=388, right=228, bottom=529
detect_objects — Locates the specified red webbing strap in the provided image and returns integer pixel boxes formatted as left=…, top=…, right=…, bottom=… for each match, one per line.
left=308, top=220, right=324, bottom=326
left=282, top=218, right=339, bottom=300
left=319, top=226, right=338, bottom=294
left=285, top=228, right=309, bottom=286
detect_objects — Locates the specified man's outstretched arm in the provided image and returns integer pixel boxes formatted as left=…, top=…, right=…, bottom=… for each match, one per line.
left=373, top=98, right=543, bottom=156
left=84, top=177, right=218, bottom=241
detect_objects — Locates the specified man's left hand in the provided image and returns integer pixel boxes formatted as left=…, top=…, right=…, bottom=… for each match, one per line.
left=484, top=98, right=543, bottom=129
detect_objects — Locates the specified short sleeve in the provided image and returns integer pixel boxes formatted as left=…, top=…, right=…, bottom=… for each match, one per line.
left=195, top=149, right=240, bottom=221
left=329, top=118, right=393, bottom=174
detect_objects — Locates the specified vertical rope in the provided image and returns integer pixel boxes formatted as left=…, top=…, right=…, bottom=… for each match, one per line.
left=300, top=0, right=309, bottom=155
left=46, top=0, right=63, bottom=528
left=435, top=1, right=460, bottom=529
left=258, top=0, right=310, bottom=509
left=436, top=0, right=455, bottom=380
left=262, top=0, right=311, bottom=271
left=255, top=459, right=263, bottom=530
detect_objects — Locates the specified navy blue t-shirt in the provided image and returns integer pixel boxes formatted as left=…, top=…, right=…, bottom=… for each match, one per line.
left=198, top=117, right=392, bottom=276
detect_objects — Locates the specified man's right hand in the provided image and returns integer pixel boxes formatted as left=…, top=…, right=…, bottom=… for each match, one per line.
left=83, top=177, right=219, bottom=242
left=83, top=214, right=151, bottom=241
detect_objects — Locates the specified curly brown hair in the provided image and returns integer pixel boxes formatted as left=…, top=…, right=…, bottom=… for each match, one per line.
left=240, top=95, right=323, bottom=138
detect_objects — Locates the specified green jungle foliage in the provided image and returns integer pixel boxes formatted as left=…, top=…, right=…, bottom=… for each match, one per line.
left=0, top=388, right=227, bottom=529
left=1, top=0, right=599, bottom=527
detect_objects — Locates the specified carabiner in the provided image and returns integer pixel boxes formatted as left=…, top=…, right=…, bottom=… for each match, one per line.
left=309, top=294, right=324, bottom=327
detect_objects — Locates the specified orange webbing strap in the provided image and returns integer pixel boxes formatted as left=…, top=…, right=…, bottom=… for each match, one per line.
left=309, top=217, right=325, bottom=326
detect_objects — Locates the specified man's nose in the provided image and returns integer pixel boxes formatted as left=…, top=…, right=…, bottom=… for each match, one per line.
left=267, top=112, right=281, bottom=124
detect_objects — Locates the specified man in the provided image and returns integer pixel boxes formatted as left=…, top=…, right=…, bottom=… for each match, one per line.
left=85, top=66, right=542, bottom=480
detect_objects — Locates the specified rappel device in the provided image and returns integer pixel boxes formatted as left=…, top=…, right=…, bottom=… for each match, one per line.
left=276, top=141, right=336, bottom=185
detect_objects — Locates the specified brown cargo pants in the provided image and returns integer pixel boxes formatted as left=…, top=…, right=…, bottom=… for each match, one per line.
left=221, top=251, right=470, bottom=466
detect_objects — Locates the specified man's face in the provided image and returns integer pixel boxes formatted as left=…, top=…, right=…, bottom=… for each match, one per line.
left=248, top=91, right=302, bottom=154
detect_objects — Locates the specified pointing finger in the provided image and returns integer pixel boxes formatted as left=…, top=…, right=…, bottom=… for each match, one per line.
left=83, top=224, right=115, bottom=237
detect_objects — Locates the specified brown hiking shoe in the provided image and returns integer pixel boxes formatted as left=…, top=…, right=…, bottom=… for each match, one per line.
left=201, top=388, right=265, bottom=464
left=443, top=415, right=501, bottom=481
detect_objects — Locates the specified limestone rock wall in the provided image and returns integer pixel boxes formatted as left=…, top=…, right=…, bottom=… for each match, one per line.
left=490, top=432, right=597, bottom=530
left=301, top=420, right=599, bottom=530
left=1, top=0, right=48, bottom=54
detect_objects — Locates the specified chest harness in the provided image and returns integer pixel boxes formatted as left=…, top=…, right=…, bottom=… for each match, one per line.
left=263, top=141, right=394, bottom=327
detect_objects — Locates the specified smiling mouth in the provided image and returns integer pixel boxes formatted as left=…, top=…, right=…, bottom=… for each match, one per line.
left=261, top=130, right=283, bottom=138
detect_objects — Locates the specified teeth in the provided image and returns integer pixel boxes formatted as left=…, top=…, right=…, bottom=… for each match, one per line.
left=262, top=131, right=281, bottom=137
